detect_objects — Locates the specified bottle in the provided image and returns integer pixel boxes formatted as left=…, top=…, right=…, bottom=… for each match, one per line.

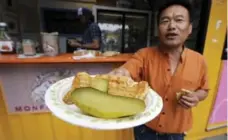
left=22, top=39, right=36, bottom=56
left=0, top=22, right=15, bottom=54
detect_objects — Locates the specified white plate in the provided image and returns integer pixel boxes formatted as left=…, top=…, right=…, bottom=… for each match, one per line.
left=45, top=76, right=163, bottom=130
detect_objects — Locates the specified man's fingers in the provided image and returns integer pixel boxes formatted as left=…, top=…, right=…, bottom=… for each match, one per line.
left=181, top=95, right=195, bottom=102
left=108, top=68, right=132, bottom=79
left=178, top=100, right=190, bottom=109
left=180, top=98, right=194, bottom=108
left=108, top=70, right=116, bottom=75
left=123, top=69, right=131, bottom=77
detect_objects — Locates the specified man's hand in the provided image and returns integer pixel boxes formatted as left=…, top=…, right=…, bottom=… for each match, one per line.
left=109, top=67, right=131, bottom=77
left=178, top=91, right=200, bottom=109
left=68, top=39, right=82, bottom=47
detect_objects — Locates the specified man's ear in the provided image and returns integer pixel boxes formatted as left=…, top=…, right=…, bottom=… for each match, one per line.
left=188, top=23, right=193, bottom=35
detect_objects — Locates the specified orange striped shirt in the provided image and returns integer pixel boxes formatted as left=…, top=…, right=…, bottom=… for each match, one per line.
left=123, top=47, right=209, bottom=133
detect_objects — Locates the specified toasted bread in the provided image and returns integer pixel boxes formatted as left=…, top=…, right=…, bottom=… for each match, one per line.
left=63, top=72, right=91, bottom=104
left=176, top=89, right=193, bottom=100
left=63, top=72, right=149, bottom=104
left=95, top=74, right=149, bottom=100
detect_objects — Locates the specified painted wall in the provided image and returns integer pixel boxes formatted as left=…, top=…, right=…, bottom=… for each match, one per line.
left=207, top=61, right=227, bottom=130
left=185, top=0, right=227, bottom=139
left=0, top=63, right=134, bottom=140
left=0, top=64, right=112, bottom=114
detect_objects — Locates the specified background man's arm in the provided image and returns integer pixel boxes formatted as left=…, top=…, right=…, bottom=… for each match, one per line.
left=80, top=40, right=99, bottom=49
left=80, top=24, right=100, bottom=49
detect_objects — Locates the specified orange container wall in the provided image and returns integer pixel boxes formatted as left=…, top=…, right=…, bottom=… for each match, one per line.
left=0, top=84, right=134, bottom=140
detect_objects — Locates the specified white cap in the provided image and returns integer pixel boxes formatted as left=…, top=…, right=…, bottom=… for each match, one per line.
left=77, top=8, right=83, bottom=16
left=77, top=7, right=92, bottom=16
left=0, top=22, right=7, bottom=27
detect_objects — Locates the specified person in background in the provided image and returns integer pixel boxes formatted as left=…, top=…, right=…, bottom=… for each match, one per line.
left=68, top=7, right=102, bottom=51
left=109, top=0, right=209, bottom=140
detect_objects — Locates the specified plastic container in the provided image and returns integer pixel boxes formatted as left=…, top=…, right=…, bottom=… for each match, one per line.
left=22, top=39, right=37, bottom=56
left=41, top=32, right=59, bottom=56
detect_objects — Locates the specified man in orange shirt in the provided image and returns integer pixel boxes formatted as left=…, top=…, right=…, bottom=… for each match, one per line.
left=109, top=1, right=209, bottom=140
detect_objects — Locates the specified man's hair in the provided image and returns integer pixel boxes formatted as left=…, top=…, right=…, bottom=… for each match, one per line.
left=82, top=12, right=94, bottom=23
left=78, top=8, right=94, bottom=23
left=157, top=0, right=193, bottom=23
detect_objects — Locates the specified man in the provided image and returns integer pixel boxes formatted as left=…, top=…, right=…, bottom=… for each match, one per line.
left=68, top=7, right=102, bottom=51
left=109, top=1, right=209, bottom=140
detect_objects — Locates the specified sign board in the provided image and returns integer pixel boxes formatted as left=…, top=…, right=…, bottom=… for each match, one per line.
left=0, top=63, right=113, bottom=114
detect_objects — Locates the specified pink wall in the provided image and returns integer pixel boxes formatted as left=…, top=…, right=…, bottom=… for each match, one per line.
left=207, top=60, right=227, bottom=130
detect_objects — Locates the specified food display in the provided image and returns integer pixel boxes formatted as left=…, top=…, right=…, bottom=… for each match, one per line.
left=73, top=50, right=102, bottom=57
left=72, top=50, right=120, bottom=58
left=63, top=72, right=149, bottom=119
left=102, top=51, right=120, bottom=57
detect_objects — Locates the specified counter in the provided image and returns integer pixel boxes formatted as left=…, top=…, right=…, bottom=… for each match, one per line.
left=0, top=53, right=132, bottom=64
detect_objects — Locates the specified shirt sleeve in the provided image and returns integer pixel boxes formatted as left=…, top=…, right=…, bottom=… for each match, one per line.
left=199, top=58, right=209, bottom=91
left=122, top=48, right=146, bottom=81
left=90, top=24, right=101, bottom=41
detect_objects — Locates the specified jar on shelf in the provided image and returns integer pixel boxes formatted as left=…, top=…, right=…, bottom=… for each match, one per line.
left=22, top=39, right=37, bottom=56
left=0, top=22, right=15, bottom=54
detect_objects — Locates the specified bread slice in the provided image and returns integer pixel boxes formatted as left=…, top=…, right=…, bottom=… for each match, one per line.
left=176, top=89, right=193, bottom=100
left=95, top=74, right=149, bottom=100
left=63, top=72, right=91, bottom=104
left=63, top=72, right=149, bottom=104
left=63, top=72, right=108, bottom=104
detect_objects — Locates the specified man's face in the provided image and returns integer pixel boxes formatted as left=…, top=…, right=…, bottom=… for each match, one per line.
left=158, top=5, right=192, bottom=48
left=79, top=15, right=86, bottom=23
